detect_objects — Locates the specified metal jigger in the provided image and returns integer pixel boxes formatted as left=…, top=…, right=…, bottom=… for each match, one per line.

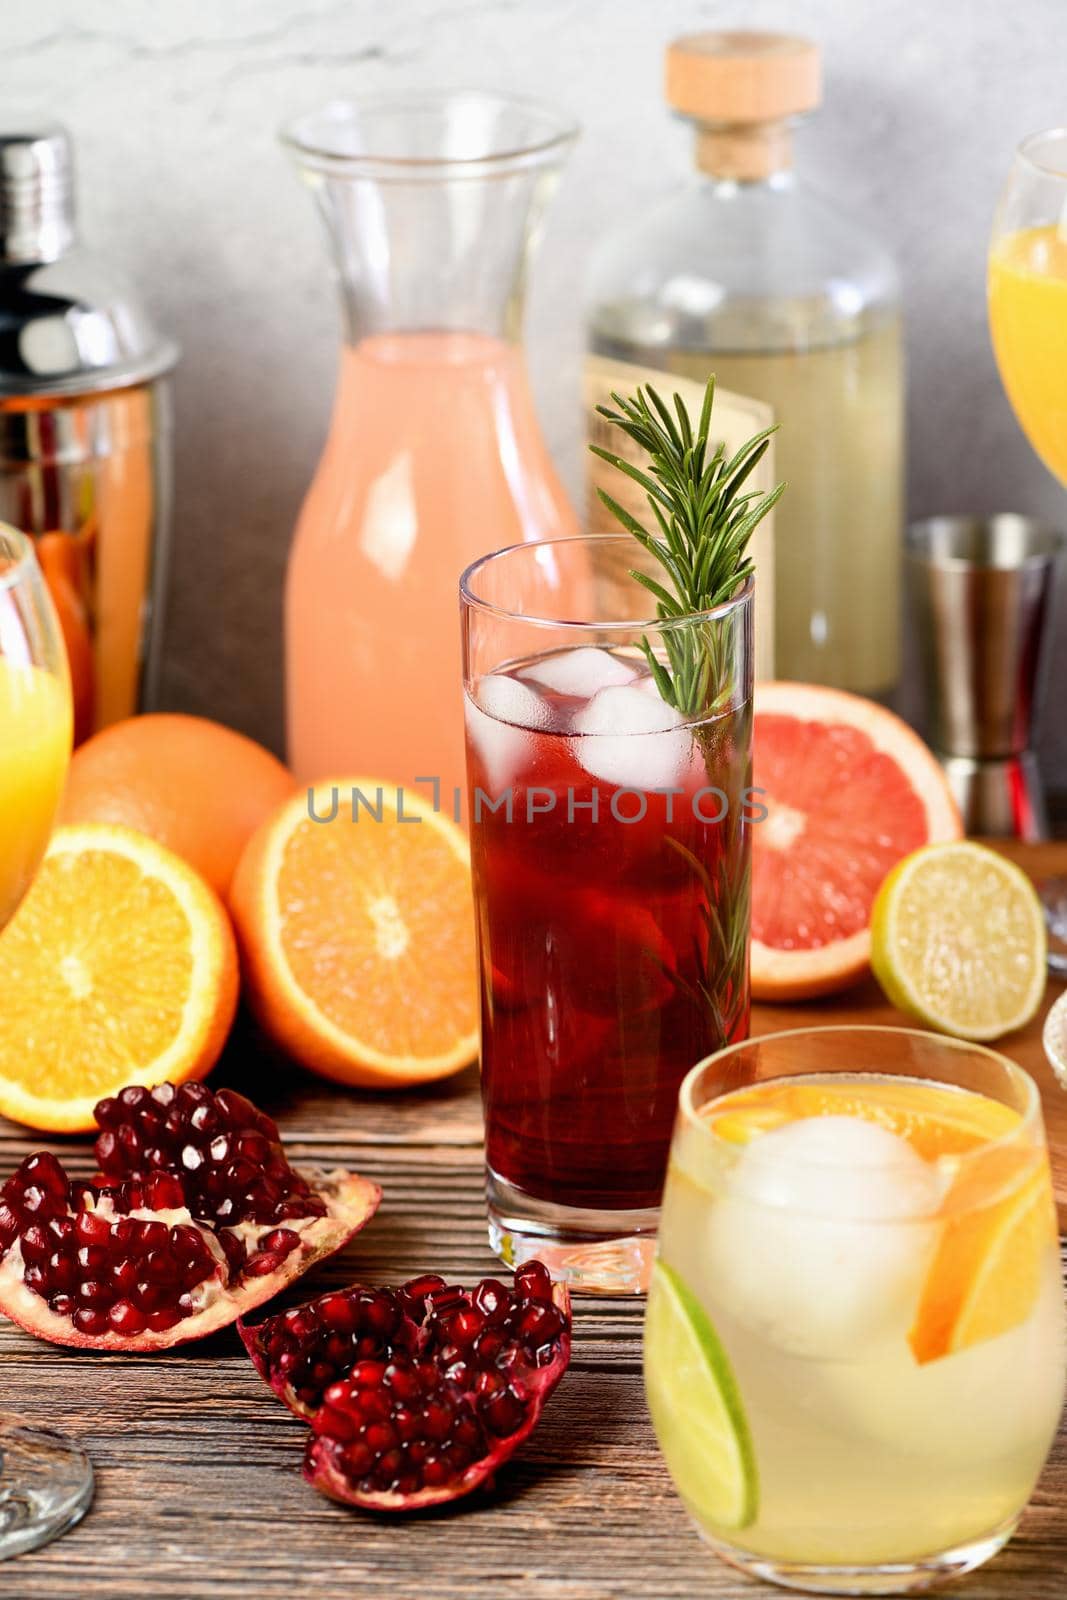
left=906, top=515, right=1063, bottom=841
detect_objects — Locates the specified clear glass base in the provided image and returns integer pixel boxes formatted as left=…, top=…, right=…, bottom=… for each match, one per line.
left=486, top=1168, right=658, bottom=1294
left=701, top=1519, right=1018, bottom=1596
left=0, top=1420, right=94, bottom=1559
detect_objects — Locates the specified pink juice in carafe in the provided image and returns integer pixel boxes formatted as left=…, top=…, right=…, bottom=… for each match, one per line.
left=281, top=93, right=580, bottom=792
left=287, top=332, right=576, bottom=791
left=466, top=645, right=753, bottom=1212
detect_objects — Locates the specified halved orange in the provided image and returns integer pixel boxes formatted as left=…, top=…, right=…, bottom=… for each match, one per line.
left=230, top=780, right=479, bottom=1089
left=0, top=824, right=238, bottom=1132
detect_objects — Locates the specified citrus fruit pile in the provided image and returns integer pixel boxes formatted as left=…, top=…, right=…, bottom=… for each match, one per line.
left=0, top=715, right=478, bottom=1131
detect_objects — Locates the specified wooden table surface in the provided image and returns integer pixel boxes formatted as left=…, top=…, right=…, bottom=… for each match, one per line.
left=0, top=842, right=1064, bottom=1599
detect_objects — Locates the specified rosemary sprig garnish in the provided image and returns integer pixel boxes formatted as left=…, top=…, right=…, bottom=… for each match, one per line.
left=591, top=377, right=783, bottom=716
left=590, top=377, right=784, bottom=1049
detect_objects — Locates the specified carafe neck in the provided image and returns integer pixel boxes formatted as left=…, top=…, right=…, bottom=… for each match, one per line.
left=283, top=94, right=577, bottom=345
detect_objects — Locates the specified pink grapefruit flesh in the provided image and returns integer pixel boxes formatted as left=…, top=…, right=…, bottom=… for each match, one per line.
left=751, top=683, right=962, bottom=1000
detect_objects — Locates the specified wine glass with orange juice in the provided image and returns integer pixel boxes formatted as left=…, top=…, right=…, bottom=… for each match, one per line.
left=989, top=129, right=1067, bottom=969
left=0, top=523, right=94, bottom=1554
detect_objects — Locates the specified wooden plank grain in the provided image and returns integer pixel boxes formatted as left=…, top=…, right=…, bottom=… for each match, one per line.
left=0, top=1352, right=1063, bottom=1600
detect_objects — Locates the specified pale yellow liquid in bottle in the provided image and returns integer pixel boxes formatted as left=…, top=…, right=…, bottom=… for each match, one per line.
left=590, top=312, right=903, bottom=695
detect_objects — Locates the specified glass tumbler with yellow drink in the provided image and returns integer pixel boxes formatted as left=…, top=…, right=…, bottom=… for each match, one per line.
left=0, top=523, right=94, bottom=1556
left=644, top=1026, right=1065, bottom=1595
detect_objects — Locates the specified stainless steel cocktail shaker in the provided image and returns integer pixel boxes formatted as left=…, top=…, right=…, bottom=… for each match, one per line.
left=0, top=122, right=177, bottom=743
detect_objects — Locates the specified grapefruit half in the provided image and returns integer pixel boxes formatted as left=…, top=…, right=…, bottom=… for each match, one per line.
left=751, top=683, right=962, bottom=1000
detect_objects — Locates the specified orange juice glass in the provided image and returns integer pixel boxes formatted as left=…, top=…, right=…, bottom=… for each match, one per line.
left=0, top=524, right=72, bottom=925
left=0, top=523, right=91, bottom=1558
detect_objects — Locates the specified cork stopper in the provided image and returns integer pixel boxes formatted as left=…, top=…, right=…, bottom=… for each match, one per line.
left=665, top=32, right=821, bottom=179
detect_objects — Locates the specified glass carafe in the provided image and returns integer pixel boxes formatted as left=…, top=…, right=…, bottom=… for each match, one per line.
left=282, top=93, right=579, bottom=799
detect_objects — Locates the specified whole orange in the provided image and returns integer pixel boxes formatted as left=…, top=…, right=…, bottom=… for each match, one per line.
left=60, top=714, right=297, bottom=897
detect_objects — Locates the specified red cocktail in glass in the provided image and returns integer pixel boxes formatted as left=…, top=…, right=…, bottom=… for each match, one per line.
left=462, top=536, right=754, bottom=1292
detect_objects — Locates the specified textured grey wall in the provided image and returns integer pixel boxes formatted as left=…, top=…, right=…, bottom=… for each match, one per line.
left=5, top=0, right=1066, bottom=792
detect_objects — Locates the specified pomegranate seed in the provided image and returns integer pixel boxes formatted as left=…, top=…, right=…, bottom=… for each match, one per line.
left=355, top=1389, right=391, bottom=1423
left=393, top=1407, right=420, bottom=1443
left=448, top=1308, right=484, bottom=1349
left=20, top=1224, right=50, bottom=1263
left=482, top=1388, right=526, bottom=1437
left=364, top=1421, right=397, bottom=1455
left=313, top=1404, right=355, bottom=1441
left=384, top=1362, right=421, bottom=1403
left=422, top=1401, right=453, bottom=1442
left=23, top=1153, right=68, bottom=1198
left=108, top=1301, right=146, bottom=1336
left=244, top=1251, right=282, bottom=1277
left=517, top=1303, right=562, bottom=1343
left=362, top=1293, right=398, bottom=1337
left=77, top=1280, right=111, bottom=1308
left=317, top=1293, right=357, bottom=1333
left=474, top=1329, right=504, bottom=1364
left=455, top=1415, right=483, bottom=1449
left=402, top=1273, right=446, bottom=1303
left=473, top=1278, right=509, bottom=1319
left=341, top=1441, right=374, bottom=1478
left=75, top=1211, right=110, bottom=1247
left=73, top=1306, right=109, bottom=1336
left=351, top=1360, right=386, bottom=1389
left=262, top=1228, right=300, bottom=1256
left=515, top=1261, right=553, bottom=1302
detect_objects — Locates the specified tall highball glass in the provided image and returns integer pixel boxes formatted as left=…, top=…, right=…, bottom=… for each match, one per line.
left=461, top=533, right=754, bottom=1294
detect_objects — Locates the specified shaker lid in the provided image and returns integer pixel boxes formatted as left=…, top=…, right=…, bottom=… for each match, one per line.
left=665, top=32, right=821, bottom=124
left=0, top=121, right=178, bottom=398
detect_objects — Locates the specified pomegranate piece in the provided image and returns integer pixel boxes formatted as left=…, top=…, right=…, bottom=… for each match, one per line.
left=94, top=1083, right=327, bottom=1228
left=240, top=1260, right=571, bottom=1510
left=0, top=1085, right=380, bottom=1351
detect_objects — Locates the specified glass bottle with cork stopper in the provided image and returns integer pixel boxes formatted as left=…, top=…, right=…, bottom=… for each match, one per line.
left=586, top=31, right=904, bottom=695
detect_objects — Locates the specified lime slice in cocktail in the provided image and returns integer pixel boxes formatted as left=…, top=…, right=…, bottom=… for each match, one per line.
left=644, top=1260, right=758, bottom=1531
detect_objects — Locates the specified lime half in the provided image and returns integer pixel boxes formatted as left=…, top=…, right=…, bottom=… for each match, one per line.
left=644, top=1260, right=758, bottom=1531
left=870, top=840, right=1047, bottom=1041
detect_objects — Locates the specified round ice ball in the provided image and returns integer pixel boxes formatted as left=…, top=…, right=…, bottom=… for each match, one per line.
left=704, top=1116, right=945, bottom=1359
